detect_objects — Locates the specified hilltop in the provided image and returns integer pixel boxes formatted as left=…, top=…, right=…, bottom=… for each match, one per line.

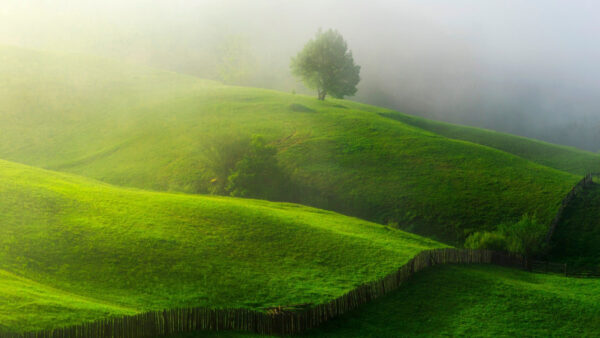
left=0, top=159, right=443, bottom=332
left=0, top=45, right=589, bottom=243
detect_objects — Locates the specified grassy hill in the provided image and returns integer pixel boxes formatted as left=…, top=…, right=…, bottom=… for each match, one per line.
left=0, top=269, right=135, bottom=333
left=0, top=45, right=586, bottom=243
left=180, top=265, right=600, bottom=337
left=0, top=159, right=444, bottom=332
left=380, top=112, right=600, bottom=176
left=549, top=182, right=600, bottom=269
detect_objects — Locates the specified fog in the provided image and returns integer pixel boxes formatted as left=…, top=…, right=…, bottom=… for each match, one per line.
left=2, top=0, right=599, bottom=151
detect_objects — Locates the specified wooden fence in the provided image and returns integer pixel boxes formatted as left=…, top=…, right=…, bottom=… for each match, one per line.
left=529, top=259, right=600, bottom=278
left=0, top=248, right=526, bottom=338
left=530, top=260, right=567, bottom=275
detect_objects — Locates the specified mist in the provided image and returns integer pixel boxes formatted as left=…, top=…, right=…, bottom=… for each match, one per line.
left=2, top=0, right=599, bottom=151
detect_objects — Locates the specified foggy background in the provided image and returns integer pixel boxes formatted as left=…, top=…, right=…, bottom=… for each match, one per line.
left=1, top=0, right=599, bottom=151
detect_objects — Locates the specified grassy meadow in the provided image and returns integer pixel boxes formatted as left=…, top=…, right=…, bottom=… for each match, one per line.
left=0, top=45, right=587, bottom=244
left=304, top=265, right=600, bottom=337
left=176, top=265, right=600, bottom=337
left=173, top=265, right=600, bottom=338
left=381, top=112, right=600, bottom=176
left=0, top=158, right=444, bottom=332
left=1, top=44, right=600, bottom=335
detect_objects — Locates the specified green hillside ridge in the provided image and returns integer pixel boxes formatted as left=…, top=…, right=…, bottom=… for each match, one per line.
left=0, top=45, right=585, bottom=243
left=0, top=158, right=444, bottom=332
left=380, top=112, right=600, bottom=176
left=549, top=182, right=600, bottom=268
left=0, top=269, right=135, bottom=333
left=180, top=265, right=600, bottom=337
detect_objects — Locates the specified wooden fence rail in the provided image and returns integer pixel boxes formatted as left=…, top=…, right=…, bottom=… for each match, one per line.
left=0, top=248, right=526, bottom=338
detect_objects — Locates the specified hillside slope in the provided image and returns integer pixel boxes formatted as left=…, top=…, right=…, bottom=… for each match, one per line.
left=0, top=269, right=135, bottom=333
left=305, top=265, right=600, bottom=337
left=0, top=45, right=583, bottom=243
left=380, top=112, right=600, bottom=176
left=0, top=159, right=443, bottom=332
left=181, top=265, right=600, bottom=337
left=549, top=182, right=600, bottom=268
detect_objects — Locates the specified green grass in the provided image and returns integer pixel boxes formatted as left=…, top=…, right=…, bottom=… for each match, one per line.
left=0, top=269, right=135, bottom=333
left=0, top=159, right=444, bottom=332
left=1, top=45, right=599, bottom=336
left=380, top=112, right=600, bottom=176
left=177, top=265, right=600, bottom=337
left=550, top=183, right=600, bottom=268
left=0, top=45, right=584, bottom=244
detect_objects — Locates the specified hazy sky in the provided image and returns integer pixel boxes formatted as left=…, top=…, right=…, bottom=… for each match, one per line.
left=2, top=1, right=599, bottom=150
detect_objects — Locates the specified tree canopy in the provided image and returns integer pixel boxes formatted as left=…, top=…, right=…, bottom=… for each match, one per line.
left=291, top=29, right=360, bottom=100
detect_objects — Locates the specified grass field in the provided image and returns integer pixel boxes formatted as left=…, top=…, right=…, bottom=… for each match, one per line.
left=380, top=112, right=600, bottom=176
left=0, top=159, right=444, bottom=332
left=550, top=182, right=600, bottom=268
left=0, top=45, right=585, bottom=244
left=2, top=45, right=600, bottom=335
left=0, top=269, right=135, bottom=333
left=178, top=265, right=600, bottom=337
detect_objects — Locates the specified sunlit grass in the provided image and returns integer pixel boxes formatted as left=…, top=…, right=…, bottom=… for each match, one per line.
left=0, top=159, right=444, bottom=332
left=0, top=45, right=585, bottom=244
left=0, top=269, right=135, bottom=332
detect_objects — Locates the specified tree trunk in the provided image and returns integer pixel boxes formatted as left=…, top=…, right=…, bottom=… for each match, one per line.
left=317, top=89, right=326, bottom=100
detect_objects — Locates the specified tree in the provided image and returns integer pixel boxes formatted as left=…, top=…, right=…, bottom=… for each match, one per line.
left=291, top=29, right=360, bottom=100
left=216, top=34, right=256, bottom=85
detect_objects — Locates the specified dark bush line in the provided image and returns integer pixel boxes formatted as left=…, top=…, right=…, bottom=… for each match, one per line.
left=0, top=248, right=526, bottom=338
left=544, top=173, right=596, bottom=244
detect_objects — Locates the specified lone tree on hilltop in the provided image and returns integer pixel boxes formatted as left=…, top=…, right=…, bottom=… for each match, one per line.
left=291, top=29, right=361, bottom=100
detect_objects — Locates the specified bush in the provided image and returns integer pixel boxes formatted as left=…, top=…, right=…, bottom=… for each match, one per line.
left=499, top=214, right=547, bottom=257
left=465, top=231, right=507, bottom=251
left=465, top=214, right=547, bottom=257
left=201, top=134, right=251, bottom=194
left=226, top=135, right=287, bottom=200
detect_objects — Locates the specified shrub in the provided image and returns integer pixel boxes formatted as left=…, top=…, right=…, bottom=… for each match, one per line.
left=465, top=214, right=547, bottom=257
left=201, top=134, right=251, bottom=194
left=226, top=135, right=287, bottom=200
left=465, top=231, right=507, bottom=251
left=499, top=214, right=547, bottom=257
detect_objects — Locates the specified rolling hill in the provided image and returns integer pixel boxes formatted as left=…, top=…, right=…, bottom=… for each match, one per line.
left=380, top=112, right=600, bottom=176
left=0, top=45, right=589, bottom=244
left=2, top=45, right=600, bottom=336
left=179, top=265, right=600, bottom=337
left=0, top=158, right=444, bottom=332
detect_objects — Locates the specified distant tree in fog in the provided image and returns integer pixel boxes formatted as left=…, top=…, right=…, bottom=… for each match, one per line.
left=291, top=29, right=360, bottom=100
left=216, top=34, right=255, bottom=84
